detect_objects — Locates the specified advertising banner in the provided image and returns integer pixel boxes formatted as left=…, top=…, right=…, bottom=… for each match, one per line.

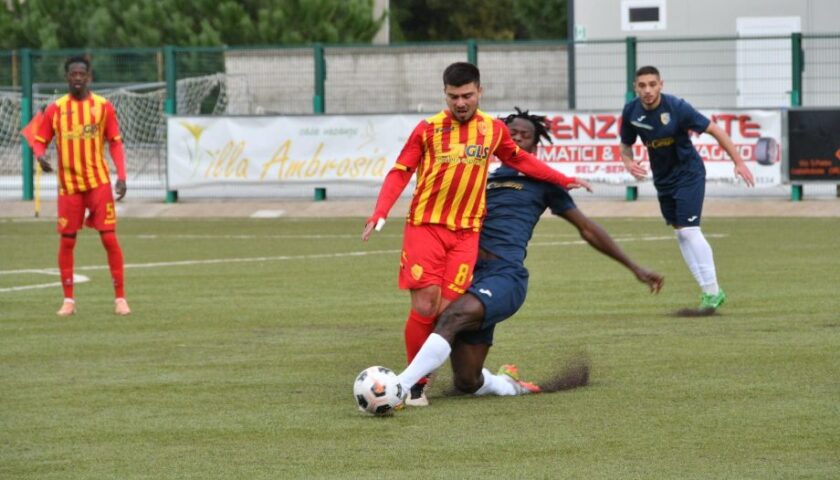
left=167, top=114, right=425, bottom=189
left=787, top=109, right=840, bottom=181
left=167, top=110, right=782, bottom=190
left=505, top=109, right=782, bottom=186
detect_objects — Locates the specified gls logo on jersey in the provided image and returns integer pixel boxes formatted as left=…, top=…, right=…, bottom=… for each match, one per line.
left=436, top=144, right=489, bottom=166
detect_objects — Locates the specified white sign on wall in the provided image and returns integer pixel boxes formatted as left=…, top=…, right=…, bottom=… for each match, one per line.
left=166, top=109, right=782, bottom=191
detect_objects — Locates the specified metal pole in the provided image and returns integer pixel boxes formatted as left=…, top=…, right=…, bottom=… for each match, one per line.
left=21, top=48, right=33, bottom=201
left=625, top=36, right=637, bottom=102
left=790, top=33, right=804, bottom=201
left=567, top=0, right=576, bottom=109
left=313, top=43, right=326, bottom=113
left=467, top=39, right=478, bottom=65
left=791, top=32, right=803, bottom=107
left=164, top=45, right=178, bottom=203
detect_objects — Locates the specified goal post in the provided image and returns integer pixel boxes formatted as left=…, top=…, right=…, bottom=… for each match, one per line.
left=2, top=73, right=234, bottom=200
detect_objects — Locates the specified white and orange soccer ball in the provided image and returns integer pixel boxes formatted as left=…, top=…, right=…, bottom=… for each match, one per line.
left=353, top=366, right=406, bottom=416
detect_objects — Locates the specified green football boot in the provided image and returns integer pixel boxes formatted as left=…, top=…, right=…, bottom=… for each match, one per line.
left=699, top=289, right=726, bottom=309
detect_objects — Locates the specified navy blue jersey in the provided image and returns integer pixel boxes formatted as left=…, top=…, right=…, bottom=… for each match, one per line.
left=620, top=93, right=711, bottom=191
left=480, top=165, right=577, bottom=264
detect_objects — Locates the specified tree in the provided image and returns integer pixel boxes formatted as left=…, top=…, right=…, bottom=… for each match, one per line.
left=0, top=0, right=386, bottom=49
left=512, top=0, right=567, bottom=40
left=390, top=0, right=567, bottom=42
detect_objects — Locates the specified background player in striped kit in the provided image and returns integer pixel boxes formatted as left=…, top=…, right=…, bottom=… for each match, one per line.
left=33, top=56, right=131, bottom=316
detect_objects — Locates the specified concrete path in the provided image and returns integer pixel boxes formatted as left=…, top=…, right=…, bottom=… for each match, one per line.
left=2, top=197, right=840, bottom=219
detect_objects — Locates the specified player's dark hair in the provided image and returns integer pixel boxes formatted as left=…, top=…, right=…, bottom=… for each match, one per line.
left=443, top=62, right=480, bottom=87
left=635, top=65, right=660, bottom=78
left=502, top=107, right=553, bottom=146
left=64, top=56, right=90, bottom=73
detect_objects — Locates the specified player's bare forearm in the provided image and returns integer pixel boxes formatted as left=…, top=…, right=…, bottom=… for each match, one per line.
left=706, top=123, right=742, bottom=165
left=569, top=212, right=662, bottom=293
left=620, top=143, right=634, bottom=165
left=620, top=143, right=647, bottom=180
left=567, top=211, right=637, bottom=274
left=706, top=123, right=755, bottom=186
left=362, top=167, right=412, bottom=240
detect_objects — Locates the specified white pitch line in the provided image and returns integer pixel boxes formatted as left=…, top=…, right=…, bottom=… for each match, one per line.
left=0, top=233, right=726, bottom=292
left=129, top=233, right=403, bottom=240
left=530, top=233, right=727, bottom=247
left=0, top=272, right=89, bottom=293
left=0, top=249, right=401, bottom=276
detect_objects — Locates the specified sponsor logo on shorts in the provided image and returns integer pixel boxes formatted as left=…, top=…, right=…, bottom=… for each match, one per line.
left=58, top=217, right=68, bottom=228
left=411, top=264, right=423, bottom=281
left=479, top=288, right=493, bottom=298
left=687, top=215, right=698, bottom=222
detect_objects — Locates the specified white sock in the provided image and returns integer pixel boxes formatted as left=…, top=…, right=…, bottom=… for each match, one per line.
left=474, top=368, right=518, bottom=396
left=675, top=227, right=719, bottom=294
left=397, top=333, right=451, bottom=391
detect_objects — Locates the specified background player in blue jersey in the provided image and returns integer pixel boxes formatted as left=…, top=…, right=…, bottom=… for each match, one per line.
left=619, top=66, right=755, bottom=313
left=395, top=108, right=664, bottom=401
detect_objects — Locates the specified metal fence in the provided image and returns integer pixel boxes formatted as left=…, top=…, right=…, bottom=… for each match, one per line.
left=1, top=34, right=838, bottom=201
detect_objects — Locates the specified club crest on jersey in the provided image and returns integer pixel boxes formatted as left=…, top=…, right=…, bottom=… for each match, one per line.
left=660, top=112, right=671, bottom=125
left=411, top=264, right=423, bottom=281
left=477, top=121, right=488, bottom=136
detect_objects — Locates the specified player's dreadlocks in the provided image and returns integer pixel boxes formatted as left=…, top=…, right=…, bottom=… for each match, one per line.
left=502, top=107, right=553, bottom=146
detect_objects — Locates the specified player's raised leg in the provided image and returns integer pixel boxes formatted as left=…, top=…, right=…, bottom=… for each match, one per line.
left=397, top=293, right=485, bottom=399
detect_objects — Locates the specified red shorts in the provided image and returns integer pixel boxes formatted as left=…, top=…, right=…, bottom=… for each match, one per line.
left=398, top=223, right=479, bottom=301
left=57, top=184, right=117, bottom=234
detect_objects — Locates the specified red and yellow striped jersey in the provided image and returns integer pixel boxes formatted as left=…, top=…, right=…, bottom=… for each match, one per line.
left=395, top=109, right=521, bottom=231
left=35, top=93, right=122, bottom=196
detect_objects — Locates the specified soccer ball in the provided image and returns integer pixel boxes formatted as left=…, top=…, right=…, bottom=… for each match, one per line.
left=353, top=366, right=406, bottom=416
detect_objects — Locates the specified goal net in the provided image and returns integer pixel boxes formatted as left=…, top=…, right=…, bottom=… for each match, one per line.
left=0, top=73, right=239, bottom=197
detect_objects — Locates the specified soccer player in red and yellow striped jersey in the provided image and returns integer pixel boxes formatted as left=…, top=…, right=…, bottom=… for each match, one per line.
left=361, top=62, right=592, bottom=405
left=32, top=56, right=131, bottom=317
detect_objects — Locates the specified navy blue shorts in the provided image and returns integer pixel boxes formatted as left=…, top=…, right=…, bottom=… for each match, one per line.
left=458, top=258, right=529, bottom=345
left=657, top=178, right=705, bottom=227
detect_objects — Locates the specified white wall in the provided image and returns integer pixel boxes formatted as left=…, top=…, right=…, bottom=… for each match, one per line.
left=574, top=0, right=839, bottom=40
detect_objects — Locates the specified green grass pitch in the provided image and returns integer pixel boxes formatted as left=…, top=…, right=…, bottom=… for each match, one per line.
left=1, top=216, right=838, bottom=479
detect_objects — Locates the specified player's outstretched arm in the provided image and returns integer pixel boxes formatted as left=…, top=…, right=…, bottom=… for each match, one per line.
left=561, top=208, right=663, bottom=293
left=705, top=123, right=755, bottom=187
left=362, top=166, right=412, bottom=241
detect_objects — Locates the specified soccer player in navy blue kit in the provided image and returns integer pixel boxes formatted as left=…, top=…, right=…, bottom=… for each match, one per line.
left=395, top=108, right=664, bottom=400
left=620, top=66, right=754, bottom=312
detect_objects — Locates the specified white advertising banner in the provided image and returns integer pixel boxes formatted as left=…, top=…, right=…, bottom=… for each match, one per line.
left=167, top=114, right=425, bottom=189
left=167, top=110, right=782, bottom=190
